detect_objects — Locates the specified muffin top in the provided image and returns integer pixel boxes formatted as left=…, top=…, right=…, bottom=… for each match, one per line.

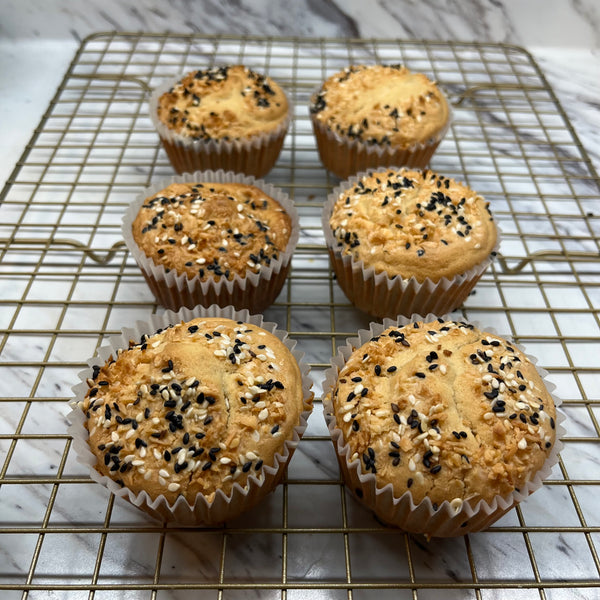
left=310, top=64, right=449, bottom=148
left=328, top=168, right=497, bottom=282
left=157, top=65, right=289, bottom=140
left=328, top=319, right=557, bottom=508
left=81, top=317, right=307, bottom=504
left=132, top=182, right=292, bottom=282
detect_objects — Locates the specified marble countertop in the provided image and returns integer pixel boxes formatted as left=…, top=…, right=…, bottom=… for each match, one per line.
left=1, top=2, right=599, bottom=599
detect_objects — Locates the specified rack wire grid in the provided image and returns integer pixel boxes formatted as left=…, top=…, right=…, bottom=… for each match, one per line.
left=0, top=32, right=599, bottom=600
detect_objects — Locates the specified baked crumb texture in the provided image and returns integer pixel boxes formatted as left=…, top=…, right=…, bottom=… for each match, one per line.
left=152, top=66, right=290, bottom=177
left=310, top=64, right=451, bottom=178
left=325, top=318, right=559, bottom=535
left=323, top=167, right=498, bottom=318
left=125, top=177, right=298, bottom=313
left=79, top=317, right=311, bottom=519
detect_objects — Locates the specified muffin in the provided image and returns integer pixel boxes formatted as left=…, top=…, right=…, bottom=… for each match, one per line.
left=310, top=64, right=451, bottom=179
left=322, top=167, right=498, bottom=318
left=323, top=316, right=562, bottom=537
left=68, top=305, right=313, bottom=524
left=122, top=170, right=299, bottom=312
left=150, top=65, right=290, bottom=177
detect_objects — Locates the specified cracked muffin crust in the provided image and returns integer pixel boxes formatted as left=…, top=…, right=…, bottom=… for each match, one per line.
left=327, top=318, right=557, bottom=508
left=328, top=168, right=498, bottom=283
left=80, top=317, right=306, bottom=505
left=311, top=64, right=449, bottom=149
left=310, top=64, right=451, bottom=177
left=157, top=65, right=289, bottom=141
left=131, top=181, right=292, bottom=283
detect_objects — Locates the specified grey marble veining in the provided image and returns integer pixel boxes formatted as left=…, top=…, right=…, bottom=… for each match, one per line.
left=3, top=0, right=600, bottom=50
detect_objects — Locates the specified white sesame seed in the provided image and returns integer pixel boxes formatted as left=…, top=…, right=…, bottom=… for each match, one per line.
left=168, top=482, right=181, bottom=492
left=483, top=412, right=495, bottom=420
left=354, top=383, right=364, bottom=395
left=492, top=379, right=499, bottom=389
left=252, top=430, right=261, bottom=442
left=440, top=364, right=447, bottom=375
left=153, top=449, right=161, bottom=460
left=408, top=459, right=416, bottom=472
left=343, top=412, right=353, bottom=423
left=482, top=374, right=492, bottom=382
left=220, top=457, right=232, bottom=465
left=158, top=476, right=166, bottom=486
left=125, top=429, right=136, bottom=439
left=140, top=447, right=147, bottom=458
left=152, top=417, right=161, bottom=425
left=136, top=412, right=144, bottom=423
left=258, top=408, right=269, bottom=421
left=518, top=438, right=527, bottom=450
left=257, top=354, right=267, bottom=362
left=246, top=451, right=258, bottom=460
left=111, top=432, right=119, bottom=442
left=159, top=469, right=170, bottom=478
left=144, top=471, right=152, bottom=480
left=177, top=452, right=186, bottom=465
left=450, top=498, right=463, bottom=513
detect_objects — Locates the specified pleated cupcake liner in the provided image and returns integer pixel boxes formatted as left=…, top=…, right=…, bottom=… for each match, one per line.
left=67, top=303, right=314, bottom=525
left=321, top=313, right=565, bottom=537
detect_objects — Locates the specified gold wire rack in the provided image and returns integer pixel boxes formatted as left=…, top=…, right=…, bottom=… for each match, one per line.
left=0, top=32, right=599, bottom=599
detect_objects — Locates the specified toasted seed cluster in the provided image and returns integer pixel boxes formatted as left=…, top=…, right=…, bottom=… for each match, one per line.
left=81, top=317, right=305, bottom=504
left=329, top=168, right=497, bottom=283
left=131, top=182, right=291, bottom=282
left=311, top=64, right=449, bottom=148
left=329, top=319, right=556, bottom=508
left=157, top=65, right=289, bottom=140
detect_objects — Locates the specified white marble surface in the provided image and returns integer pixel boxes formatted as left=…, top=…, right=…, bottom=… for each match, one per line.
left=1, top=2, right=600, bottom=599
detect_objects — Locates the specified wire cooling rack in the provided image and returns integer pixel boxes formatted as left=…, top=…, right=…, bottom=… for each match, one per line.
left=0, top=33, right=599, bottom=599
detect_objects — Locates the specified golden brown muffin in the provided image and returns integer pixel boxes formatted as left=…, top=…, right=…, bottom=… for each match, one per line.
left=328, top=319, right=557, bottom=509
left=131, top=181, right=292, bottom=283
left=80, top=317, right=306, bottom=504
left=311, top=64, right=449, bottom=149
left=328, top=168, right=497, bottom=283
left=157, top=65, right=289, bottom=141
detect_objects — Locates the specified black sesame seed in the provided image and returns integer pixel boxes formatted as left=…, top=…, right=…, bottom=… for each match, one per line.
left=430, top=465, right=442, bottom=475
left=242, top=461, right=252, bottom=473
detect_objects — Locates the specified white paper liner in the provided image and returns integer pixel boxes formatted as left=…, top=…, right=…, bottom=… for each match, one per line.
left=122, top=169, right=299, bottom=312
left=67, top=304, right=314, bottom=525
left=321, top=167, right=500, bottom=319
left=310, top=88, right=452, bottom=179
left=149, top=73, right=291, bottom=177
left=321, top=313, right=565, bottom=537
